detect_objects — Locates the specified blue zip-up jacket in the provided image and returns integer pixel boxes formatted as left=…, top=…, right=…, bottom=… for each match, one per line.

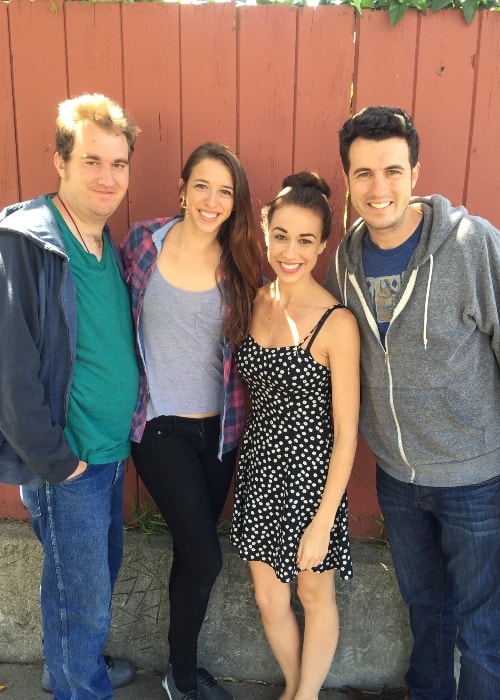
left=0, top=195, right=122, bottom=487
left=325, top=195, right=500, bottom=487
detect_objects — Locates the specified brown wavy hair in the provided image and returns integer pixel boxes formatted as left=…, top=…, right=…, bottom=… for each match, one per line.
left=180, top=143, right=262, bottom=348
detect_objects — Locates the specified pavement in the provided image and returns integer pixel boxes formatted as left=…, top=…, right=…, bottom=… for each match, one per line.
left=0, top=663, right=406, bottom=699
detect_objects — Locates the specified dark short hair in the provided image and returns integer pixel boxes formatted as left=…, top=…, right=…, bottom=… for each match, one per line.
left=55, top=93, right=140, bottom=162
left=262, top=171, right=332, bottom=242
left=339, top=106, right=419, bottom=173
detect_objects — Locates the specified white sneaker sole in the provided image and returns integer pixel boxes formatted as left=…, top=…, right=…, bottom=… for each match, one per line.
left=161, top=675, right=175, bottom=700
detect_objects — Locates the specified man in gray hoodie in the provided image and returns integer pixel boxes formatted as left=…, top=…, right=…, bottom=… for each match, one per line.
left=325, top=106, right=499, bottom=700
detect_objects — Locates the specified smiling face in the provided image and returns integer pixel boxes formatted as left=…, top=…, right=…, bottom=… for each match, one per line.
left=345, top=136, right=420, bottom=248
left=54, top=121, right=130, bottom=227
left=180, top=158, right=234, bottom=235
left=266, top=204, right=326, bottom=284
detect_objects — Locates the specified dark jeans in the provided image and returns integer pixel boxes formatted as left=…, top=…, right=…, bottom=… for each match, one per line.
left=132, top=415, right=236, bottom=693
left=377, top=467, right=500, bottom=700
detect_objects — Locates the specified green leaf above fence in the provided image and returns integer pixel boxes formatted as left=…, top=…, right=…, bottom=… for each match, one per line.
left=14, top=0, right=499, bottom=27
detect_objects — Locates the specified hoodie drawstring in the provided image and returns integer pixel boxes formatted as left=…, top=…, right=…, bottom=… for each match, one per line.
left=423, top=254, right=433, bottom=350
left=334, top=247, right=348, bottom=305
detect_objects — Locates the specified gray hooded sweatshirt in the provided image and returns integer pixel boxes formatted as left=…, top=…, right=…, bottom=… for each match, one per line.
left=325, top=194, right=500, bottom=487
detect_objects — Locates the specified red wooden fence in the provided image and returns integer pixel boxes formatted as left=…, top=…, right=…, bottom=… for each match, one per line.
left=1, top=1, right=499, bottom=535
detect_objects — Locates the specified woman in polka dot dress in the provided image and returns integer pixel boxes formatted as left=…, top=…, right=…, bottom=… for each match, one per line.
left=230, top=172, right=360, bottom=700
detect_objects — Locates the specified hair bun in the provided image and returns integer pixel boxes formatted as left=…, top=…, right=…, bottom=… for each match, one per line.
left=281, top=171, right=330, bottom=199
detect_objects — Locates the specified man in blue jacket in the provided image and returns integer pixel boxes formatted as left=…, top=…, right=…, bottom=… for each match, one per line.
left=326, top=106, right=500, bottom=700
left=0, top=93, right=140, bottom=699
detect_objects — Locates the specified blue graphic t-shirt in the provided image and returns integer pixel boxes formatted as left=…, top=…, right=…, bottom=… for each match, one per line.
left=362, top=221, right=423, bottom=345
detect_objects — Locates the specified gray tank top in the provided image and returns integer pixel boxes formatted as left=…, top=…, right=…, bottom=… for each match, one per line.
left=142, top=266, right=224, bottom=418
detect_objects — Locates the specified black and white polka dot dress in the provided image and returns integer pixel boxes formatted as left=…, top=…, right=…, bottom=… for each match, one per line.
left=230, top=305, right=353, bottom=583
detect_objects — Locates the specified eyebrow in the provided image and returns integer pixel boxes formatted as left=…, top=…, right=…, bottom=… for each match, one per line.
left=81, top=153, right=130, bottom=165
left=194, top=178, right=234, bottom=191
left=272, top=226, right=317, bottom=238
left=352, top=164, right=405, bottom=175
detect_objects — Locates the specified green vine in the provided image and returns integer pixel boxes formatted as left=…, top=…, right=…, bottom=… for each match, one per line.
left=22, top=0, right=500, bottom=28
left=246, top=0, right=500, bottom=27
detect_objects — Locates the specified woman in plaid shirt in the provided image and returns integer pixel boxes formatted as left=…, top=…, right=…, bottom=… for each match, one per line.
left=121, top=143, right=261, bottom=700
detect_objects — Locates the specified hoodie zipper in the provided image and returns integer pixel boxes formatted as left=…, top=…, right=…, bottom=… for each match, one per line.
left=348, top=271, right=418, bottom=483
left=383, top=336, right=415, bottom=481
left=59, top=258, right=73, bottom=426
left=32, top=231, right=74, bottom=428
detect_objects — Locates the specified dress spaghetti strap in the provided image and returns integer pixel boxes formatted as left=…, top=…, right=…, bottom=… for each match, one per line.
left=300, top=304, right=345, bottom=352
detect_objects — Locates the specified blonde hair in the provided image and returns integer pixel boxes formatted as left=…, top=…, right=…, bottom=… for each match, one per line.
left=55, top=93, right=139, bottom=162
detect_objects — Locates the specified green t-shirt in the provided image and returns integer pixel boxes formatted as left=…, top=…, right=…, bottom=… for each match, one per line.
left=48, top=198, right=139, bottom=464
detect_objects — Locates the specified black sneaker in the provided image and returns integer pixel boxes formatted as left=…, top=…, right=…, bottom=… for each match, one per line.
left=162, top=664, right=198, bottom=700
left=41, top=655, right=136, bottom=692
left=197, top=668, right=233, bottom=700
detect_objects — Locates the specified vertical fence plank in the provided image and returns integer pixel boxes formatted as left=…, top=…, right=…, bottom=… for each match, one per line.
left=0, top=3, right=19, bottom=208
left=238, top=5, right=297, bottom=260
left=295, top=5, right=356, bottom=268
left=0, top=0, right=23, bottom=509
left=121, top=2, right=183, bottom=520
left=333, top=9, right=421, bottom=535
left=0, top=485, right=25, bottom=520
left=64, top=3, right=124, bottom=100
left=354, top=10, right=418, bottom=114
left=413, top=11, right=479, bottom=202
left=466, top=12, right=500, bottom=227
left=64, top=2, right=129, bottom=242
left=349, top=10, right=418, bottom=228
left=8, top=0, right=68, bottom=200
left=122, top=3, right=182, bottom=223
left=180, top=4, right=237, bottom=157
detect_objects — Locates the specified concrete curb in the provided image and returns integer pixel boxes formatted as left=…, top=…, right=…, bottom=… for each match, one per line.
left=0, top=522, right=411, bottom=691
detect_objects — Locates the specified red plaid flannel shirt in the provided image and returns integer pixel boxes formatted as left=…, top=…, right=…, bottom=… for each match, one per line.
left=120, top=216, right=245, bottom=459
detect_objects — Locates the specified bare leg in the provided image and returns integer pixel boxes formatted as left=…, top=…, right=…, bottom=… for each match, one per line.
left=249, top=561, right=301, bottom=700
left=294, top=570, right=338, bottom=700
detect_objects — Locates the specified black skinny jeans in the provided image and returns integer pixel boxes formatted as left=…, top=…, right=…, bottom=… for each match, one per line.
left=131, top=415, right=236, bottom=693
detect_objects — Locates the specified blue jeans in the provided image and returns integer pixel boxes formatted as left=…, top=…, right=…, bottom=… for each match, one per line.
left=377, top=467, right=500, bottom=700
left=21, top=461, right=124, bottom=700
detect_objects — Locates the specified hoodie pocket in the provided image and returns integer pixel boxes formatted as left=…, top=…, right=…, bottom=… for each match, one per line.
left=392, top=386, right=487, bottom=464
